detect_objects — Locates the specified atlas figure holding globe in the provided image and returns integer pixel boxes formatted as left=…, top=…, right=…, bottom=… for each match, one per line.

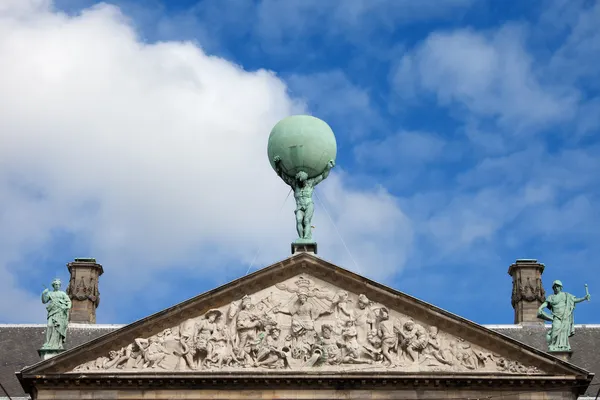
left=274, top=155, right=335, bottom=241
left=267, top=115, right=338, bottom=244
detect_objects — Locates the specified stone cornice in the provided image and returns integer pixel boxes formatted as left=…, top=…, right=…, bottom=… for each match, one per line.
left=17, top=371, right=593, bottom=395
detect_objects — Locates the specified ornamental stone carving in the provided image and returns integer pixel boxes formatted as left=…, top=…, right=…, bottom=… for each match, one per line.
left=67, top=275, right=100, bottom=304
left=71, top=275, right=542, bottom=374
left=511, top=276, right=545, bottom=308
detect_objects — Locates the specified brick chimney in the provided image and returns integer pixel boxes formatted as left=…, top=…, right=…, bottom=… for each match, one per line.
left=508, top=259, right=546, bottom=325
left=66, top=258, right=103, bottom=324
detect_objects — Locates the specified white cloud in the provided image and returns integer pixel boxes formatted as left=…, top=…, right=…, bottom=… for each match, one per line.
left=393, top=26, right=578, bottom=132
left=0, top=0, right=48, bottom=14
left=0, top=0, right=412, bottom=322
left=316, top=174, right=413, bottom=278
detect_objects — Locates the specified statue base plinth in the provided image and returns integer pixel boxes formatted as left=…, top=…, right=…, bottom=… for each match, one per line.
left=38, top=348, right=65, bottom=360
left=549, top=350, right=572, bottom=362
left=291, top=241, right=317, bottom=255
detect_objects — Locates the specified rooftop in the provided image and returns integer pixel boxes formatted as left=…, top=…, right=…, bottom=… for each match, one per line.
left=2, top=323, right=599, bottom=398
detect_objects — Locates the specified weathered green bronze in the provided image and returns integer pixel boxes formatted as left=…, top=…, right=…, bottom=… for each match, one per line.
left=268, top=115, right=337, bottom=242
left=537, top=280, right=591, bottom=352
left=268, top=115, right=337, bottom=179
left=41, top=278, right=72, bottom=350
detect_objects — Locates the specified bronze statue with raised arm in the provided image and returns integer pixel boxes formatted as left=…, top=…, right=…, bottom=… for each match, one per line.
left=537, top=280, right=591, bottom=352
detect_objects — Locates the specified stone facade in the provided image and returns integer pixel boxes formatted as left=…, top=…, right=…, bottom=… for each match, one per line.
left=14, top=253, right=594, bottom=400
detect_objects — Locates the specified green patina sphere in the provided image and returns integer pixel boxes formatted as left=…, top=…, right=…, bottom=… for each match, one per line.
left=267, top=115, right=337, bottom=179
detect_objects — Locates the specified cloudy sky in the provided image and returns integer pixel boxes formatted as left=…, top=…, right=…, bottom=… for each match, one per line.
left=0, top=0, right=598, bottom=325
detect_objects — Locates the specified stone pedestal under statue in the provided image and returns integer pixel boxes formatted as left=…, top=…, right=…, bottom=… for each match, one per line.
left=550, top=350, right=573, bottom=362
left=291, top=241, right=317, bottom=255
left=38, top=348, right=65, bottom=360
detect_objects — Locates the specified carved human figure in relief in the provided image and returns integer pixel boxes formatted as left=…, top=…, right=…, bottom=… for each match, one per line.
left=537, top=280, right=591, bottom=352
left=195, top=309, right=221, bottom=369
left=178, top=318, right=198, bottom=369
left=331, top=290, right=353, bottom=324
left=232, top=295, right=263, bottom=365
left=473, top=349, right=494, bottom=368
left=135, top=336, right=168, bottom=369
left=103, top=349, right=128, bottom=369
left=354, top=294, right=376, bottom=343
left=254, top=327, right=290, bottom=369
left=205, top=325, right=237, bottom=369
left=376, top=307, right=400, bottom=367
left=422, top=326, right=453, bottom=366
left=363, top=329, right=383, bottom=362
left=274, top=289, right=332, bottom=359
left=341, top=320, right=372, bottom=364
left=398, top=320, right=429, bottom=364
left=124, top=341, right=144, bottom=369
left=273, top=155, right=335, bottom=241
left=41, top=278, right=72, bottom=350
left=448, top=339, right=476, bottom=370
left=318, top=324, right=343, bottom=365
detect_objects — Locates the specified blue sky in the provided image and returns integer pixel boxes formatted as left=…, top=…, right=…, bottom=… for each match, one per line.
left=0, top=0, right=598, bottom=326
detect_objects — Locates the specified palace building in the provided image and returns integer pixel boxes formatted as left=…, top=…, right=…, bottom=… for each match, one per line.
left=0, top=256, right=598, bottom=400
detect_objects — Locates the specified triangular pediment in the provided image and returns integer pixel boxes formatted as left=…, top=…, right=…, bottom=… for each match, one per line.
left=21, top=253, right=590, bottom=381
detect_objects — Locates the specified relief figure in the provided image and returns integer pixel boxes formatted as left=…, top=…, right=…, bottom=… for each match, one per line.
left=377, top=307, right=400, bottom=367
left=231, top=295, right=264, bottom=365
left=254, top=327, right=290, bottom=369
left=70, top=280, right=544, bottom=375
left=318, top=324, right=343, bottom=365
left=421, top=326, right=453, bottom=366
left=194, top=309, right=221, bottom=369
left=340, top=320, right=372, bottom=364
left=398, top=320, right=429, bottom=364
left=274, top=290, right=332, bottom=360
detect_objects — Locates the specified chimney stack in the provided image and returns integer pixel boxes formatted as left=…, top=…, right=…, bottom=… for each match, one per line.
left=66, top=258, right=103, bottom=324
left=508, top=259, right=546, bottom=325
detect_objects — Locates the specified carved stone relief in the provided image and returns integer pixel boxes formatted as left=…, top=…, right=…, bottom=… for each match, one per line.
left=66, top=274, right=100, bottom=306
left=71, top=275, right=542, bottom=374
left=511, top=276, right=545, bottom=307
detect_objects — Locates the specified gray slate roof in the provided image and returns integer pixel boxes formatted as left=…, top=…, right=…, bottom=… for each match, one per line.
left=0, top=324, right=122, bottom=398
left=1, top=324, right=599, bottom=398
left=492, top=324, right=600, bottom=398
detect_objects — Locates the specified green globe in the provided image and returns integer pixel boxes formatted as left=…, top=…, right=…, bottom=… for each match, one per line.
left=267, top=115, right=337, bottom=179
